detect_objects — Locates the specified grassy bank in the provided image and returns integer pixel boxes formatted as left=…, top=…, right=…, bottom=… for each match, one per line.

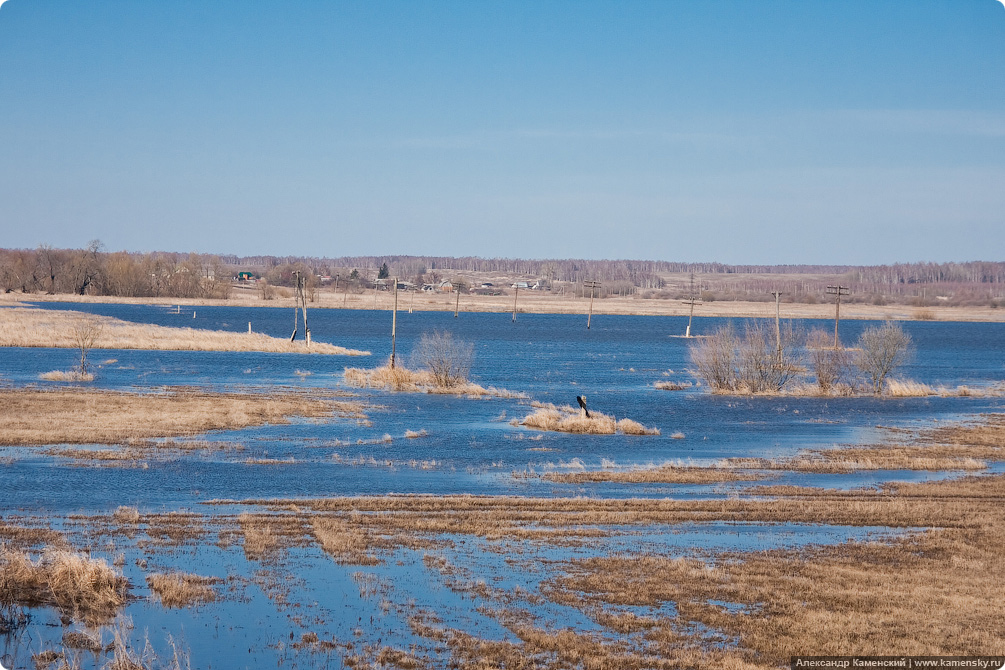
left=0, top=306, right=369, bottom=355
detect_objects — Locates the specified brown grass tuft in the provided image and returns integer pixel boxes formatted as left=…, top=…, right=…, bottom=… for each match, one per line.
left=519, top=405, right=658, bottom=436
left=40, top=370, right=94, bottom=382
left=146, top=572, right=220, bottom=608
left=0, top=548, right=128, bottom=624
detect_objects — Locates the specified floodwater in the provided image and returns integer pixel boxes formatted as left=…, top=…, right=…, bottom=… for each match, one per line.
left=1, top=302, right=1004, bottom=669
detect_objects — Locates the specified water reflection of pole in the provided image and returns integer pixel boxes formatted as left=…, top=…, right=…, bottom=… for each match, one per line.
left=390, top=277, right=398, bottom=368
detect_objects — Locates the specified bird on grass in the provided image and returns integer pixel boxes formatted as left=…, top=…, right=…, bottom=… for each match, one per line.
left=576, top=395, right=591, bottom=418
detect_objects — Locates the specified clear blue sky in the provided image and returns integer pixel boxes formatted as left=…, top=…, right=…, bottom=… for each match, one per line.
left=1, top=0, right=1003, bottom=264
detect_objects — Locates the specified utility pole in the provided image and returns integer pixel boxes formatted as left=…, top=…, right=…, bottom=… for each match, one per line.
left=826, top=285, right=850, bottom=348
left=453, top=281, right=464, bottom=318
left=409, top=284, right=415, bottom=314
left=512, top=285, right=519, bottom=322
left=390, top=277, right=398, bottom=368
left=302, top=273, right=311, bottom=347
left=333, top=273, right=339, bottom=307
left=290, top=271, right=300, bottom=342
left=584, top=281, right=602, bottom=329
left=681, top=273, right=701, bottom=338
left=770, top=290, right=785, bottom=355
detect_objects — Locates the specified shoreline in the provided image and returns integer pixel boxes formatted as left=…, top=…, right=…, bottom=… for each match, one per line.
left=4, top=290, right=1005, bottom=323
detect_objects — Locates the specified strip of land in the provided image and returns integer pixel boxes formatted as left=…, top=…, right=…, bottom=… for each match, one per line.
left=0, top=388, right=354, bottom=445
left=0, top=306, right=369, bottom=355
left=5, top=291, right=1004, bottom=323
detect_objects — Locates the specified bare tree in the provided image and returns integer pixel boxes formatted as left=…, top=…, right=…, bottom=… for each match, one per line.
left=856, top=321, right=913, bottom=394
left=410, top=331, right=474, bottom=388
left=72, top=316, right=104, bottom=377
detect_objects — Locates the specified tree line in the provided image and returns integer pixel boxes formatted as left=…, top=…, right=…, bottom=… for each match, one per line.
left=2, top=244, right=1003, bottom=305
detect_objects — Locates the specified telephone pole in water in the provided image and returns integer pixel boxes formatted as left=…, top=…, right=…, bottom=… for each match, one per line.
left=826, top=285, right=850, bottom=348
left=770, top=290, right=785, bottom=355
left=584, top=281, right=602, bottom=329
left=681, top=273, right=701, bottom=338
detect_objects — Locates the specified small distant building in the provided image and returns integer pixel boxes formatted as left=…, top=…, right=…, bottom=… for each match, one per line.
left=480, top=282, right=494, bottom=289
left=237, top=272, right=255, bottom=282
left=511, top=282, right=531, bottom=290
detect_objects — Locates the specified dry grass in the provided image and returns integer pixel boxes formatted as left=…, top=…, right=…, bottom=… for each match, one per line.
left=885, top=378, right=936, bottom=397
left=147, top=572, right=220, bottom=608
left=518, top=405, right=659, bottom=435
left=0, top=548, right=128, bottom=624
left=542, top=464, right=765, bottom=484
left=312, top=517, right=381, bottom=566
left=343, top=363, right=523, bottom=398
left=39, top=369, right=94, bottom=382
left=0, top=388, right=339, bottom=445
left=547, top=485, right=1005, bottom=662
left=654, top=380, right=693, bottom=391
left=0, top=306, right=369, bottom=355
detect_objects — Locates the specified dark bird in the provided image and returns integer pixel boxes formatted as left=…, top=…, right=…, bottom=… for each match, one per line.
left=576, top=395, right=590, bottom=418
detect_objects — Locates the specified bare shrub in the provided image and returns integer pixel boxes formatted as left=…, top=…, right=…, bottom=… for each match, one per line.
left=410, top=331, right=473, bottom=388
left=856, top=321, right=913, bottom=394
left=689, top=324, right=738, bottom=392
left=806, top=328, right=850, bottom=393
left=690, top=321, right=801, bottom=393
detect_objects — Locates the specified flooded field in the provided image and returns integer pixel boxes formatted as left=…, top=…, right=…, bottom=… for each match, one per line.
left=2, top=302, right=1004, bottom=668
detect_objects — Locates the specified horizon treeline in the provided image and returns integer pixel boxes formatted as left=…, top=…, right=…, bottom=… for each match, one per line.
left=1, top=245, right=1004, bottom=306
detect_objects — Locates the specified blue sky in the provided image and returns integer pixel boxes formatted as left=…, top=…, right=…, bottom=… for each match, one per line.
left=1, top=0, right=1003, bottom=264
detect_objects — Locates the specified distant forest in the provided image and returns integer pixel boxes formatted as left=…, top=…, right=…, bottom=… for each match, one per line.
left=2, top=244, right=1004, bottom=306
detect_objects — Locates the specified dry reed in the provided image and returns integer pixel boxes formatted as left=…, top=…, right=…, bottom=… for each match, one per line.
left=0, top=306, right=369, bottom=355
left=147, top=572, right=220, bottom=608
left=0, top=548, right=128, bottom=624
left=518, top=405, right=659, bottom=435
left=39, top=370, right=94, bottom=382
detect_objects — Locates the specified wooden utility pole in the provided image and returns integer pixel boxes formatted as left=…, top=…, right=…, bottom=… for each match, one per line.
left=290, top=271, right=300, bottom=342
left=584, top=281, right=602, bottom=329
left=409, top=285, right=415, bottom=314
left=453, top=281, right=464, bottom=318
left=770, top=290, right=785, bottom=355
left=512, top=286, right=519, bottom=322
left=681, top=273, right=701, bottom=338
left=302, top=274, right=311, bottom=347
left=826, top=285, right=850, bottom=348
left=333, top=274, right=339, bottom=306
left=390, top=278, right=398, bottom=368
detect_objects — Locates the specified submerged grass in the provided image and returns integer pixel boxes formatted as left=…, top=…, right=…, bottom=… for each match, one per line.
left=0, top=306, right=369, bottom=355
